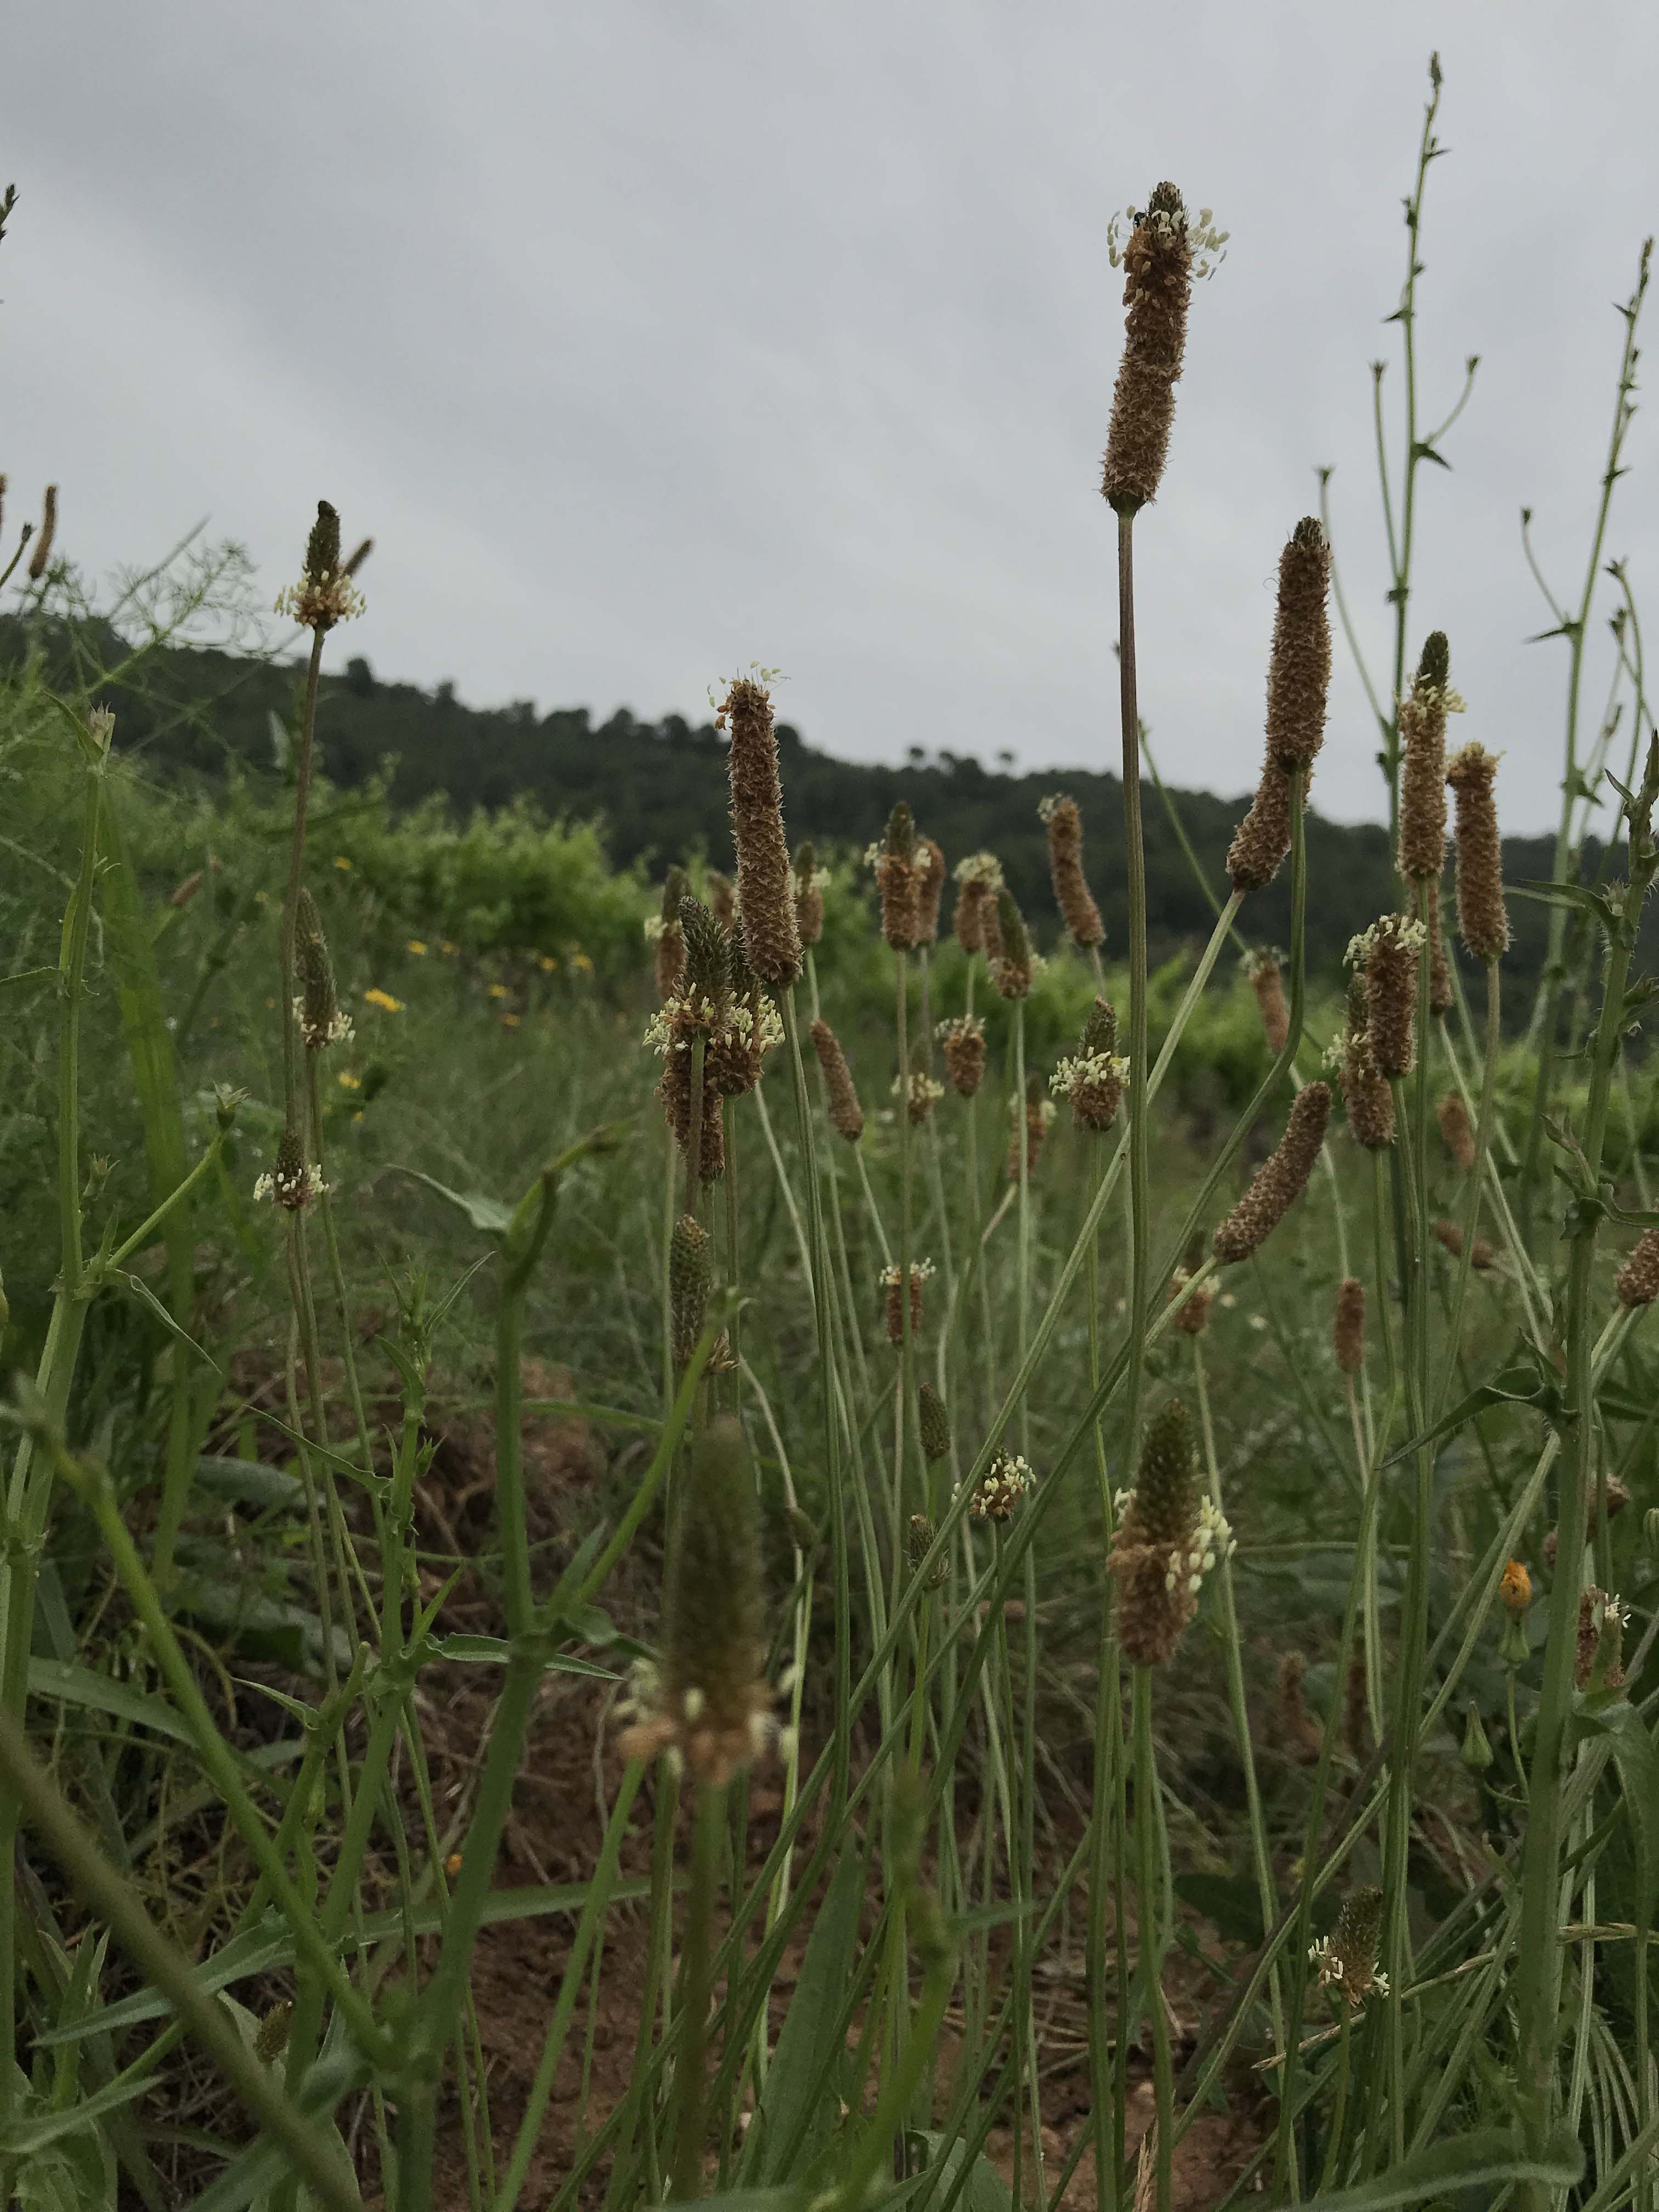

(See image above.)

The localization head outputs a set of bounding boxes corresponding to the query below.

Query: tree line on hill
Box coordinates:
[5,621,1637,994]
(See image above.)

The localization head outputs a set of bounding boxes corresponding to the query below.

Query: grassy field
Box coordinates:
[3,63,1659,2212]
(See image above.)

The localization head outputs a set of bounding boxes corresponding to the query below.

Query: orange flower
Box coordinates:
[1500,1559,1532,1617]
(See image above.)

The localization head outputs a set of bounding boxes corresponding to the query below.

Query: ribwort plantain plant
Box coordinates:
[5,59,1659,2212]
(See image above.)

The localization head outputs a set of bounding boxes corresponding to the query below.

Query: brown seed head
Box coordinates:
[1426,891,1453,1018]
[1397,634,1451,881]
[1358,915,1420,1080]
[26,483,57,580]
[968,1448,1035,1523]
[938,1013,987,1097]
[896,1066,945,1125]
[1431,1216,1496,1270]
[1437,1091,1476,1172]
[907,1514,949,1590]
[1167,1267,1216,1335]
[1040,794,1104,947]
[1101,185,1195,513]
[877,803,921,950]
[1338,978,1395,1149]
[719,675,802,986]
[1227,764,1295,895]
[1616,1226,1659,1308]
[1263,520,1332,773]
[810,1018,864,1142]
[656,922,687,1001]
[792,842,824,946]
[952,853,1003,954]
[1212,1082,1330,1265]
[1445,742,1509,961]
[881,1260,934,1346]
[1247,951,1290,1056]
[1333,1277,1366,1375]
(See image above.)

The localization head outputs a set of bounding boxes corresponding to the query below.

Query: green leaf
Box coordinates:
[751,1843,868,2184]
[193,1456,304,1510]
[1506,878,1620,935]
[1599,1703,1659,1912]
[902,2131,1014,2212]
[35,1878,650,2047]
[114,1271,218,1370]
[1384,1342,1560,1465]
[1289,2126,1582,2209]
[26,1659,201,1748]
[394,1169,516,1238]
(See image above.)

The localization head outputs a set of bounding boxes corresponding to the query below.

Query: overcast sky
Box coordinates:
[7,3,1657,831]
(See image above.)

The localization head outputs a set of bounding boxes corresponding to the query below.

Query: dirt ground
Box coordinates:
[76,1357,1262,2209]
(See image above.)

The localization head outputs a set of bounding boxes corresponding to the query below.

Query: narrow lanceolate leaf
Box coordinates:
[1290,2126,1582,2210]
[34,1881,649,2047]
[748,1843,868,2182]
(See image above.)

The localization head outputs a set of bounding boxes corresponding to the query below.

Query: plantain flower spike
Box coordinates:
[1051,997,1125,1132]
[1397,631,1454,883]
[1108,1397,1232,1667]
[1262,520,1331,774]
[938,1012,987,1097]
[792,840,825,946]
[1101,185,1224,512]
[1354,915,1421,1081]
[810,1017,864,1142]
[619,1414,772,1785]
[1333,1276,1366,1376]
[294,888,352,1050]
[1336,973,1395,1149]
[1246,950,1289,1056]
[1310,1887,1389,2007]
[718,673,802,987]
[991,887,1037,1000]
[652,865,690,1000]
[1227,763,1295,895]
[1445,741,1510,962]
[1039,794,1104,948]
[1212,1083,1330,1264]
[1616,1226,1659,1309]
[952,851,1003,955]
[26,483,57,581]
[1437,1091,1475,1173]
[877,803,921,950]
[918,1383,952,1464]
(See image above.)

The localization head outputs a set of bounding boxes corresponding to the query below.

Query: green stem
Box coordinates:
[0,1709,364,2212]
[1115,506,1152,1503]
[671,1781,726,2202]
[1133,1666,1172,2212]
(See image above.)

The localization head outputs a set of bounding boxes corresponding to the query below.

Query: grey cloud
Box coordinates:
[7,0,1656,831]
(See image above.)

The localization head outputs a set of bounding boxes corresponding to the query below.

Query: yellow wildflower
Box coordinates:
[572,951,594,974]
[337,1071,362,1091]
[501,1013,521,1029]
[539,954,558,973]
[487,983,511,1000]
[441,940,459,956]
[334,856,352,871]
[363,988,404,1014]
[407,938,428,956]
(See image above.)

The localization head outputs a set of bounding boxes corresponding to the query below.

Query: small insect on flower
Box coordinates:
[966,1450,1035,1523]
